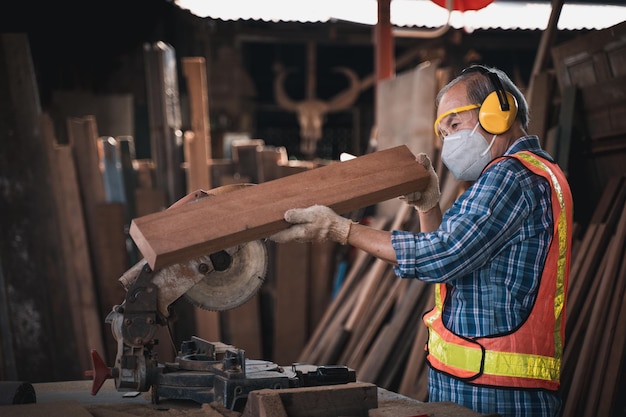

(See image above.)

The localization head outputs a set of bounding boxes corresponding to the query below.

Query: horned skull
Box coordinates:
[274,65,361,158]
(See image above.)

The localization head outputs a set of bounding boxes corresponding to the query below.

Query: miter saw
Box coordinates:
[87,184,356,411]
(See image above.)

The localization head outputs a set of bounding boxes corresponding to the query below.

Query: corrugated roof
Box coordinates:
[175,0,626,31]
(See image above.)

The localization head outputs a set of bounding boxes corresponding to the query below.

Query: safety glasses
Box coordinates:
[433,104,480,140]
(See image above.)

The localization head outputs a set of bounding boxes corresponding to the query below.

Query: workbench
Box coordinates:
[0,379,490,417]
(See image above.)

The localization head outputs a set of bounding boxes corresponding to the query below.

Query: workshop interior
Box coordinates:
[1,0,626,416]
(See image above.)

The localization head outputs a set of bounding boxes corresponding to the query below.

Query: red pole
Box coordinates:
[375,0,394,130]
[376,0,394,82]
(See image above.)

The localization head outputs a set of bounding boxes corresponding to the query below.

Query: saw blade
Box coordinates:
[183,239,268,311]
[180,183,268,311]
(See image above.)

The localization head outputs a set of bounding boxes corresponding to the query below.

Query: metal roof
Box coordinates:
[175,0,626,31]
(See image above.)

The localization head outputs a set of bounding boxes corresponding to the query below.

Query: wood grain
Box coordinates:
[130,145,429,270]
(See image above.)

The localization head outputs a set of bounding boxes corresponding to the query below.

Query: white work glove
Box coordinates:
[400,153,440,212]
[270,205,353,245]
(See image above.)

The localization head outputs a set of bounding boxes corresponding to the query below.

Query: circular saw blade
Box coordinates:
[183,240,268,311]
[180,183,267,311]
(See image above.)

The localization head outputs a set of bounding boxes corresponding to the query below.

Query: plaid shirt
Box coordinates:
[391,136,562,417]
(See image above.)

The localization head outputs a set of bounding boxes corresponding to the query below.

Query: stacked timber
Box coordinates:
[560,175,626,416]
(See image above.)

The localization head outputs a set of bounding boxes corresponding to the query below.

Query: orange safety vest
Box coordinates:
[423,151,573,390]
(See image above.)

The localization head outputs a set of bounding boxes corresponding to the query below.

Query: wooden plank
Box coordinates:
[130,145,429,270]
[93,202,130,365]
[375,62,437,220]
[273,242,309,365]
[181,57,221,346]
[297,230,381,364]
[356,279,425,383]
[583,205,626,416]
[1,33,101,381]
[258,146,288,183]
[308,240,336,335]
[397,290,431,401]
[67,116,106,206]
[41,114,105,375]
[232,139,265,184]
[596,247,626,417]
[241,382,378,417]
[556,85,580,175]
[342,272,406,369]
[527,0,563,102]
[526,70,555,140]
[182,57,212,192]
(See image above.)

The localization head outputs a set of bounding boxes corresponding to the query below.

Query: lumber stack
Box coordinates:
[560,175,626,416]
[297,203,433,401]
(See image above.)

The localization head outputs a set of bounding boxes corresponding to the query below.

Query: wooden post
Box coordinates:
[182,57,212,192]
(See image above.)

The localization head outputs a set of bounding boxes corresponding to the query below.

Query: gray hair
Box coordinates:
[435,65,529,130]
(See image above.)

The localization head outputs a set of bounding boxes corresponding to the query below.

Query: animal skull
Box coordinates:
[274,65,361,158]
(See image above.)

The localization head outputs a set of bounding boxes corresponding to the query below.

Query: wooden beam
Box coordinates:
[182,57,212,192]
[130,145,429,270]
[241,382,378,417]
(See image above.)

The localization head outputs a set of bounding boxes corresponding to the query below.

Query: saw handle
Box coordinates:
[85,349,113,395]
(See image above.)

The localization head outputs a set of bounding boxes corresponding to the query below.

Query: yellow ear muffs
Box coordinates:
[479,90,518,135]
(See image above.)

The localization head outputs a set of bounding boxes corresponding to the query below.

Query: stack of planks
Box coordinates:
[560,175,626,416]
[296,202,433,401]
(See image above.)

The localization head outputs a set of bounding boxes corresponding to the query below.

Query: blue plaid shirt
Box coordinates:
[391,136,562,417]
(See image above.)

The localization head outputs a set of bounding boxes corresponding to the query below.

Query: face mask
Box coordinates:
[441,123,496,181]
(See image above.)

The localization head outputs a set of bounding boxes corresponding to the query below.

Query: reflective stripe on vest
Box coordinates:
[423,151,573,390]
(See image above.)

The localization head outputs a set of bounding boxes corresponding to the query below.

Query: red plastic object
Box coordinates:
[85,349,112,395]
[431,0,494,12]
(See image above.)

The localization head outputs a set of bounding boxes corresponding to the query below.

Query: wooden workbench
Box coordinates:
[0,379,488,417]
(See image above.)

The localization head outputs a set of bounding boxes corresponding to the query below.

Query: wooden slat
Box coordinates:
[41,114,105,373]
[130,145,429,270]
[181,57,221,345]
[273,242,310,365]
[308,240,336,334]
[342,272,406,369]
[182,57,212,192]
[93,202,130,365]
[397,293,431,401]
[356,279,425,383]
[596,249,626,417]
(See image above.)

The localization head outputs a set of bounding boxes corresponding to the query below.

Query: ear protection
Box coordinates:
[461,65,518,135]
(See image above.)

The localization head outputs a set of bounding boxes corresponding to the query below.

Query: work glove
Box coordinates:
[400,153,440,212]
[270,205,353,245]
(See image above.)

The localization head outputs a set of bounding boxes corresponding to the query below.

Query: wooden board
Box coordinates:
[182,57,212,192]
[273,242,310,364]
[241,382,378,417]
[42,115,105,375]
[130,145,429,270]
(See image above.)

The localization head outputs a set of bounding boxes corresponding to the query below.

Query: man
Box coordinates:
[270,65,573,417]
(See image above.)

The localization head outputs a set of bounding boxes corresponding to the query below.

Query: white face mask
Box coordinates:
[441,123,497,181]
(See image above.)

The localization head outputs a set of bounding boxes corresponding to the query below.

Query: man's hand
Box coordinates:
[400,153,440,212]
[270,205,353,244]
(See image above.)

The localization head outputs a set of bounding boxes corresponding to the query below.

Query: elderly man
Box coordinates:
[270,65,573,417]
